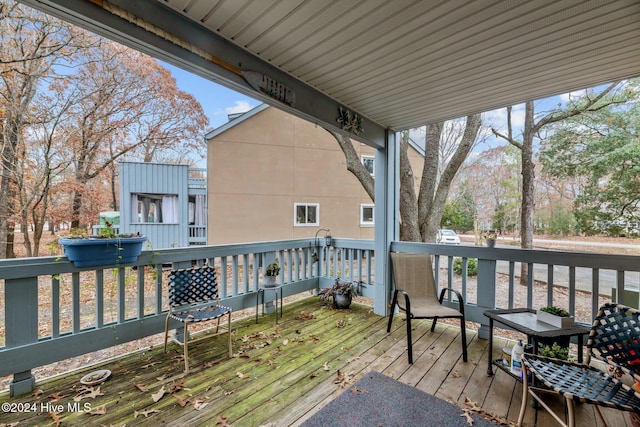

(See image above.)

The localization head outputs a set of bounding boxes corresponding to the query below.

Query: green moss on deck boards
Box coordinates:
[0,298,389,426]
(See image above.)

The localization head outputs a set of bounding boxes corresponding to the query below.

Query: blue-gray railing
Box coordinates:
[0,238,374,395]
[3,237,640,395]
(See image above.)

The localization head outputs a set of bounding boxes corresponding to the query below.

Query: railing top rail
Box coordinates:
[391,241,640,272]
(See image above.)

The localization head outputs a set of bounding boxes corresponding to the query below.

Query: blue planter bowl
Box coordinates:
[59,236,147,267]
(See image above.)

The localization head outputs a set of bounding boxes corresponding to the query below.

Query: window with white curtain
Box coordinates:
[131,193,178,224]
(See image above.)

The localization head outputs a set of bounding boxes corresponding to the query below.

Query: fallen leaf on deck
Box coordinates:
[282,339,289,345]
[215,414,232,426]
[31,389,44,397]
[461,411,474,426]
[350,387,368,394]
[335,319,346,328]
[133,383,148,392]
[192,399,208,410]
[167,379,185,393]
[48,391,67,402]
[267,359,275,366]
[236,372,249,379]
[174,394,189,407]
[323,362,330,371]
[151,386,166,402]
[74,386,104,402]
[134,408,160,418]
[88,405,107,415]
[451,371,461,378]
[48,411,62,427]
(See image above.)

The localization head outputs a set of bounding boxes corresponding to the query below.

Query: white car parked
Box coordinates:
[437,229,461,244]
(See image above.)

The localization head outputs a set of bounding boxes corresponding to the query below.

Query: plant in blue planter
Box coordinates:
[58,221,146,267]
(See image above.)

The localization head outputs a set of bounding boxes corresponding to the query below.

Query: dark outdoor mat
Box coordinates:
[301,371,500,427]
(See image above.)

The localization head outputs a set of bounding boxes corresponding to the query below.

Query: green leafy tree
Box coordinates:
[540,80,640,234]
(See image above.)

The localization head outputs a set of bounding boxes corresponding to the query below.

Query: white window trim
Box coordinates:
[361,155,375,176]
[360,204,375,226]
[294,202,320,226]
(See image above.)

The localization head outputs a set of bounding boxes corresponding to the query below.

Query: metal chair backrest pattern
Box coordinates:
[168,264,219,308]
[588,303,640,382]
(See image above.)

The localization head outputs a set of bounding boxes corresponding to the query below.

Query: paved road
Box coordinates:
[457,235,640,296]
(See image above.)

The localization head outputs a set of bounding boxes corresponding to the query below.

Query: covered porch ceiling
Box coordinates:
[19,0,640,147]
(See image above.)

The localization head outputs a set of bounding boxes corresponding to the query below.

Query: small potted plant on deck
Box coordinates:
[263,261,280,288]
[58,220,146,267]
[319,279,361,309]
[484,230,497,248]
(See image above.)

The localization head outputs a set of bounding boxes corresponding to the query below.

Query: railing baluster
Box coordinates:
[569,266,576,315]
[118,267,126,323]
[52,275,60,338]
[72,272,80,333]
[508,261,515,309]
[547,265,554,308]
[96,271,104,328]
[137,267,145,319]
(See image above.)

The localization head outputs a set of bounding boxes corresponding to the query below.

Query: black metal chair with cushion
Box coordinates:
[163,264,232,373]
[518,303,640,427]
[387,252,467,364]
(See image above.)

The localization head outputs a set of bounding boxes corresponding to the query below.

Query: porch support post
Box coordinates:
[5,277,38,396]
[373,129,399,316]
[476,258,497,339]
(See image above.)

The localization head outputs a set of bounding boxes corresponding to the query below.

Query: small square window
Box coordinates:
[294,203,320,226]
[361,155,374,176]
[360,204,374,226]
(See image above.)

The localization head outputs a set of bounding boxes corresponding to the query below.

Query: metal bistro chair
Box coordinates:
[163,264,232,373]
[387,252,467,364]
[518,303,640,427]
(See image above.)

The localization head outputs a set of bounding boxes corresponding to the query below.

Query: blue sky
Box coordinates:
[162,62,260,131]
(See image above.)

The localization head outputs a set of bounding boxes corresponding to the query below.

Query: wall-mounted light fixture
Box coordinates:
[315,228,331,247]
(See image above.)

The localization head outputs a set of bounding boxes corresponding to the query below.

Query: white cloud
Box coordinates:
[225,100,253,115]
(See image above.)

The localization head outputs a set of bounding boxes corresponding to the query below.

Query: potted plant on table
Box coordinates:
[319,279,361,309]
[263,261,280,288]
[536,306,574,328]
[58,220,146,267]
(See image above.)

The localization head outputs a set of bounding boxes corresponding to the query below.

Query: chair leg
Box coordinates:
[216,316,221,333]
[407,315,413,364]
[227,311,233,357]
[387,291,398,332]
[431,317,438,332]
[163,314,171,352]
[460,317,468,362]
[517,364,529,426]
[565,396,575,427]
[593,406,608,427]
[183,322,190,373]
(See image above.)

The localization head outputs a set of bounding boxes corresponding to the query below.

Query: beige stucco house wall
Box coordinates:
[206,105,423,245]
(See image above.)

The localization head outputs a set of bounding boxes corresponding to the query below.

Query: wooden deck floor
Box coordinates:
[0,297,633,426]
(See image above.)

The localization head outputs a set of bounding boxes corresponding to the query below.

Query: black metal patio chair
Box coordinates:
[518,303,640,427]
[387,252,467,364]
[163,264,232,373]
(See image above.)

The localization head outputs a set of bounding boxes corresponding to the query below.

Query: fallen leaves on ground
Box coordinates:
[236,371,250,379]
